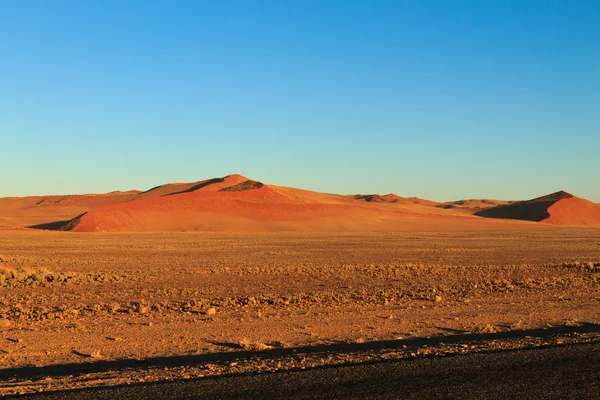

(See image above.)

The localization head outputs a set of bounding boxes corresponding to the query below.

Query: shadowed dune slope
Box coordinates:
[475,191,600,226]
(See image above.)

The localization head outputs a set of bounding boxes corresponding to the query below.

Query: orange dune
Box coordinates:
[544,196,600,226]
[1,177,597,232]
[57,177,532,232]
[475,191,600,227]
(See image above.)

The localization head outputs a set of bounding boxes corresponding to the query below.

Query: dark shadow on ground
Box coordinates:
[27,213,86,231]
[2,323,599,382]
[26,219,72,231]
[166,178,225,196]
[474,200,555,221]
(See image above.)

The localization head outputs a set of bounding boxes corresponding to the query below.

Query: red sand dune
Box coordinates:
[1,177,598,232]
[475,191,600,227]
[56,177,521,232]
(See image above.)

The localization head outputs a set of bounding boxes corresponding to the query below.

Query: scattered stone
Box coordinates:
[473,324,497,334]
[238,338,273,351]
[74,349,102,358]
[90,350,102,359]
[205,307,217,316]
[434,295,442,303]
[0,319,11,329]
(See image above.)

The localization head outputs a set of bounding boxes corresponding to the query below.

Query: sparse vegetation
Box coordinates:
[238,338,272,351]
[0,265,66,287]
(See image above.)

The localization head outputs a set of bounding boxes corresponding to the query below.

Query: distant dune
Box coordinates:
[351,193,436,206]
[475,191,600,226]
[0,176,598,232]
[437,199,512,213]
[61,177,491,232]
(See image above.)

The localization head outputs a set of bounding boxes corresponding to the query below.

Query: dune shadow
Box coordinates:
[166,178,226,196]
[474,200,555,221]
[27,220,73,231]
[1,323,599,382]
[27,213,85,231]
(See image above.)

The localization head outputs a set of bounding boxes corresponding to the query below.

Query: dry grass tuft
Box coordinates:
[472,324,498,334]
[238,338,272,351]
[0,265,55,287]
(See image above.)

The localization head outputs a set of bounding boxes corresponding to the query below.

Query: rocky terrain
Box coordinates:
[0,229,599,395]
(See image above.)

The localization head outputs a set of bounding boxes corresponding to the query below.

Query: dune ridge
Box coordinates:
[1,177,598,231]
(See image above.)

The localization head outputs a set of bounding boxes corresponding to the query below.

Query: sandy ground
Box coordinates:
[0,229,599,395]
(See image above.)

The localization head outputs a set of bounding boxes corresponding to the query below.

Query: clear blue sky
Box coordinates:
[1,0,599,201]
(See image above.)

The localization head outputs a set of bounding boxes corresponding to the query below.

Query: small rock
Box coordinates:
[0,319,11,329]
[205,307,217,316]
[90,350,102,359]
[434,295,442,303]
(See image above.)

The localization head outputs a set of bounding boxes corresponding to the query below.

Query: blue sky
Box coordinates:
[1,0,599,201]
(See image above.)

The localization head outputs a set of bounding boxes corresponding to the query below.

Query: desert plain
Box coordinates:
[0,176,599,395]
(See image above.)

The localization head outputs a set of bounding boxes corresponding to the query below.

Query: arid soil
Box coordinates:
[0,228,599,395]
